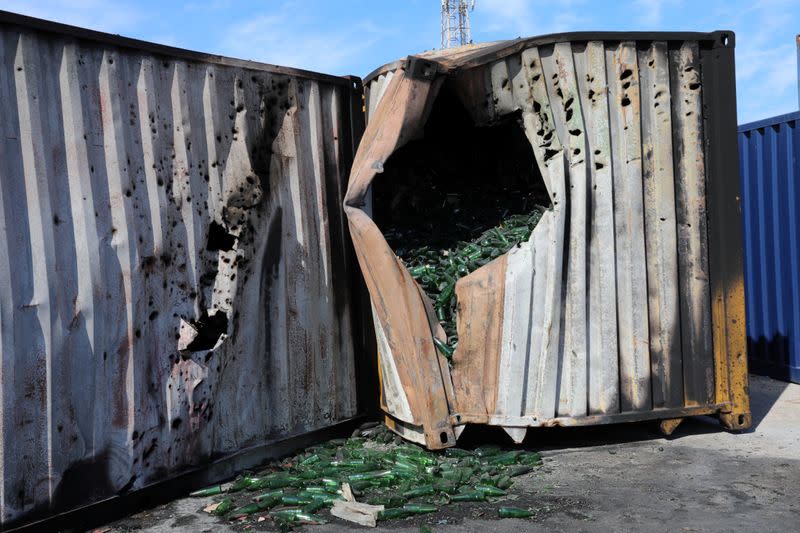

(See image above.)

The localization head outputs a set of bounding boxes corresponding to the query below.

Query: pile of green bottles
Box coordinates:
[398,208,547,359]
[190,423,543,530]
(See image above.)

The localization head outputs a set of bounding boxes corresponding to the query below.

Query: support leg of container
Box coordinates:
[719,411,752,432]
[503,427,528,444]
[658,417,684,436]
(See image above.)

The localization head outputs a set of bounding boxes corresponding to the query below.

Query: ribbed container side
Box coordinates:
[739,112,800,383]
[354,32,748,449]
[0,14,361,527]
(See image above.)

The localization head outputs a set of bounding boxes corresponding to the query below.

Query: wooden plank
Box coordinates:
[606,42,651,411]
[575,42,619,415]
[670,43,714,407]
[638,42,683,408]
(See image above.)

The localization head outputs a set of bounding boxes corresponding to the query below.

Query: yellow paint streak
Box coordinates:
[714,272,751,429]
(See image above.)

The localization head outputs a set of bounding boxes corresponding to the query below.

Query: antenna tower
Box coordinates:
[441,0,475,49]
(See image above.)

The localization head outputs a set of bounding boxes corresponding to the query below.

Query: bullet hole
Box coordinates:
[569,129,582,136]
[648,59,655,67]
[621,97,631,107]
[565,108,574,121]
[132,430,139,440]
[588,89,595,100]
[620,69,633,80]
[556,88,564,98]
[544,148,561,161]
[564,97,574,110]
[532,74,541,82]
[623,81,631,89]
[171,418,182,429]
[149,311,159,321]
[53,215,61,225]
[688,82,701,91]
[16,66,22,71]
[533,101,541,113]
[594,149,601,155]
[573,148,581,155]
[595,162,604,170]
[125,189,132,197]
[135,329,141,338]
[185,311,229,352]
[236,103,245,112]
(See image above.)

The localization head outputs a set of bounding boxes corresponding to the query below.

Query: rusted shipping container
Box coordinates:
[349,32,750,449]
[0,11,369,529]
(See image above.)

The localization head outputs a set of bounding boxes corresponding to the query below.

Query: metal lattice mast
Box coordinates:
[441,0,475,49]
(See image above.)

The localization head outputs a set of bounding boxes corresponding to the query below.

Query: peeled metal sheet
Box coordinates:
[0,13,362,528]
[350,32,749,449]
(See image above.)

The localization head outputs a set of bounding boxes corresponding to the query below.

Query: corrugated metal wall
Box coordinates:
[739,111,800,383]
[360,33,747,448]
[0,13,362,527]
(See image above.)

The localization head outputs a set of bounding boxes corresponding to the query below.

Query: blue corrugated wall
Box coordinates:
[738,111,800,383]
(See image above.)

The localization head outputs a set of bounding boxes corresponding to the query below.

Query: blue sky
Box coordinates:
[2,0,798,123]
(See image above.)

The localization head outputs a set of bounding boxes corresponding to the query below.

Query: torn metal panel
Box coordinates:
[352,32,748,449]
[0,12,362,528]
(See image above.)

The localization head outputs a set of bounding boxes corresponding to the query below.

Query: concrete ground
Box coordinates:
[102,375,799,533]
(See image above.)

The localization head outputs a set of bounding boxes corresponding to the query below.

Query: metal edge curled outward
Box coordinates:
[351,31,750,449]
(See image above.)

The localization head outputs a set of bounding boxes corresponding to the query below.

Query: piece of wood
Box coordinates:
[330,501,384,528]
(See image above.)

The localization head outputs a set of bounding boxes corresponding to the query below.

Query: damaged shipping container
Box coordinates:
[0,11,371,530]
[0,9,751,529]
[347,32,750,449]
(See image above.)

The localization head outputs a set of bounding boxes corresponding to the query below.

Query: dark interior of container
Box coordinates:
[374,85,550,258]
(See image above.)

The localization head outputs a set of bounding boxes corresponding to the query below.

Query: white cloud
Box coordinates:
[218,2,382,76]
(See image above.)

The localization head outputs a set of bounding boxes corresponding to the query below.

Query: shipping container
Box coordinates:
[0,9,753,529]
[739,111,800,384]
[0,10,370,530]
[349,32,750,449]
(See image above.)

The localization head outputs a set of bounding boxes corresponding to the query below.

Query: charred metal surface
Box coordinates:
[0,13,364,528]
[356,31,749,449]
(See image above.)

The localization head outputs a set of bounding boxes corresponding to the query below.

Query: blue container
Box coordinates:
[738,111,800,383]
